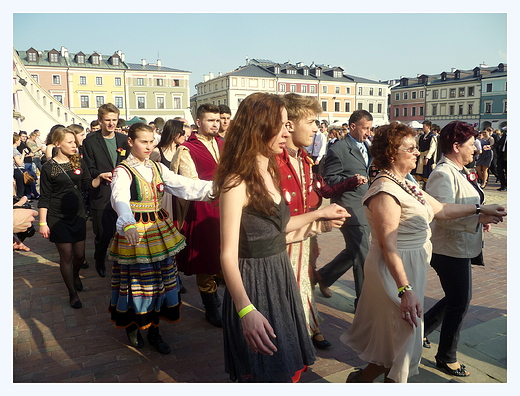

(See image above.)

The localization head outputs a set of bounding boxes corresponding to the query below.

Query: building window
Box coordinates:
[280,83,286,92]
[468,104,473,115]
[302,85,307,93]
[76,54,85,64]
[333,70,342,78]
[335,86,340,94]
[334,102,340,112]
[358,102,363,110]
[321,101,327,112]
[458,105,464,115]
[137,97,146,109]
[432,105,437,116]
[459,88,465,97]
[485,102,492,113]
[369,103,374,113]
[450,89,456,98]
[503,100,507,113]
[486,83,492,92]
[31,74,39,82]
[79,76,87,85]
[49,52,59,63]
[112,57,119,66]
[347,87,351,94]
[115,77,122,86]
[28,52,37,62]
[53,95,63,104]
[290,84,296,93]
[96,96,104,108]
[345,102,351,112]
[449,105,455,115]
[403,107,408,117]
[156,78,163,86]
[173,79,180,86]
[358,87,363,95]
[411,106,416,116]
[137,78,144,86]
[395,92,400,101]
[394,107,399,117]
[80,95,89,108]
[378,88,382,96]
[432,90,439,99]
[412,91,417,99]
[115,97,124,109]
[157,97,165,109]
[468,86,475,96]
[322,86,328,94]
[96,76,103,85]
[377,103,382,113]
[420,91,424,99]
[369,88,374,96]
[92,55,100,65]
[403,92,408,100]
[310,85,316,94]
[173,97,181,109]
[52,75,61,85]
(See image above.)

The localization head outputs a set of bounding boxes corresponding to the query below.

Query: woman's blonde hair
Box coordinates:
[52,127,81,169]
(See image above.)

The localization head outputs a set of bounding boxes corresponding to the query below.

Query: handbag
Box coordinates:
[23,171,35,185]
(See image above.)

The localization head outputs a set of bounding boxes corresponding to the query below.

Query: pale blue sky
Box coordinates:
[13,12,507,94]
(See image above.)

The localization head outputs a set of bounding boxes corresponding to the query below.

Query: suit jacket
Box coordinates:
[426,157,483,258]
[82,131,129,210]
[322,135,371,226]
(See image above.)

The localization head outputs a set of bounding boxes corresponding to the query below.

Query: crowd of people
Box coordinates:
[13,97,506,383]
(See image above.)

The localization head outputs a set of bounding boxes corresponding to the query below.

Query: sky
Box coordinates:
[11,11,508,95]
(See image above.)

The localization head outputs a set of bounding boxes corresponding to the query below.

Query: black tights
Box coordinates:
[56,241,85,303]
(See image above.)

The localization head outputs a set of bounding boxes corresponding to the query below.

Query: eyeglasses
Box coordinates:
[398,146,419,153]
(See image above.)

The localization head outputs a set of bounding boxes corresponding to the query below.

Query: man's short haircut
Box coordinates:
[90,119,99,128]
[431,124,441,132]
[67,124,84,134]
[349,110,373,126]
[282,93,322,123]
[218,104,232,116]
[19,131,27,136]
[117,118,126,128]
[153,117,165,130]
[97,103,120,119]
[196,103,220,120]
[423,120,432,128]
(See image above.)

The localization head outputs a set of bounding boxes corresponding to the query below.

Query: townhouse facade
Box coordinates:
[389,64,507,130]
[194,58,389,126]
[17,47,191,125]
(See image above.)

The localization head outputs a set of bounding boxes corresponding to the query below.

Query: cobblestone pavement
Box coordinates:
[13,181,507,384]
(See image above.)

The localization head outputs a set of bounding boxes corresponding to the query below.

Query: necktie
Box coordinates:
[359,144,368,165]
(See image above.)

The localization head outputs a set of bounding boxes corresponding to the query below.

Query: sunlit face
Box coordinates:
[98,112,119,134]
[289,113,319,148]
[128,130,155,161]
[457,136,476,166]
[349,118,373,142]
[174,130,186,146]
[269,108,290,155]
[20,134,28,142]
[55,132,77,156]
[219,113,231,133]
[197,112,220,137]
[91,125,101,132]
[395,135,419,172]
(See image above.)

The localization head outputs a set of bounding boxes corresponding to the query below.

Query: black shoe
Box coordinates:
[200,291,222,327]
[95,260,106,277]
[147,326,171,354]
[82,260,89,269]
[126,325,144,349]
[70,299,82,309]
[423,337,431,348]
[435,357,470,377]
[74,277,83,291]
[497,187,507,191]
[311,332,332,349]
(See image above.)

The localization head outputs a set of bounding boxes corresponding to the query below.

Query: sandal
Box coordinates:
[435,357,470,377]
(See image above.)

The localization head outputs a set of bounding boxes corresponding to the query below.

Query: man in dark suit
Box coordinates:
[83,103,129,277]
[316,110,372,307]
[495,128,507,191]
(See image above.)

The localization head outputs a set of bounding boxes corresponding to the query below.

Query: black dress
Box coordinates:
[222,201,316,383]
[38,159,92,243]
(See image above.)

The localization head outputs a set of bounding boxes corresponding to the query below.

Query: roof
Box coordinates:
[125,63,190,73]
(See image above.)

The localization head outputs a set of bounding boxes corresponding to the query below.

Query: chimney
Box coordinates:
[209,72,214,80]
[203,74,209,82]
[246,56,249,65]
[141,59,146,66]
[157,59,162,67]
[451,68,457,72]
[117,50,125,62]
[60,46,68,58]
[218,72,222,77]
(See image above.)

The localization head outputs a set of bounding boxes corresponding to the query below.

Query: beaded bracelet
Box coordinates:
[398,284,413,298]
[238,304,256,319]
[123,224,137,232]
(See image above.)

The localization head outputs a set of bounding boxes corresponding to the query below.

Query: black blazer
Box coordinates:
[322,135,372,226]
[82,131,129,210]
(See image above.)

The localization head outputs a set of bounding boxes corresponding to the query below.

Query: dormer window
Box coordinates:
[274,65,280,74]
[498,63,505,72]
[441,72,447,81]
[401,78,409,86]
[473,67,480,77]
[26,48,38,62]
[286,68,296,75]
[48,50,59,63]
[419,75,428,85]
[454,70,460,79]
[76,54,85,64]
[333,70,342,78]
[91,54,100,65]
[303,68,309,76]
[316,68,321,77]
[110,54,120,66]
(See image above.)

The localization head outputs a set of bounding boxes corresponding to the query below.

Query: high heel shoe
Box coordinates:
[346,369,366,383]
[435,357,470,377]
[311,332,332,349]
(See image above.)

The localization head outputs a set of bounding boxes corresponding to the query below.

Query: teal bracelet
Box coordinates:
[238,304,256,319]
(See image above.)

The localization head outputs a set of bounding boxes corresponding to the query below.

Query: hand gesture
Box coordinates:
[316,203,350,221]
[479,213,502,225]
[124,227,140,246]
[13,207,39,233]
[481,204,506,220]
[98,172,113,183]
[400,290,422,327]
[39,224,50,239]
[241,310,277,355]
